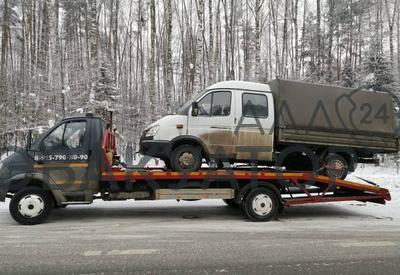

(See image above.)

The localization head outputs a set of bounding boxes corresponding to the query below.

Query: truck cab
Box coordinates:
[0,114,108,223]
[140,81,275,172]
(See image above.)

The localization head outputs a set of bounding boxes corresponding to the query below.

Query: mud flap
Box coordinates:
[0,182,8,201]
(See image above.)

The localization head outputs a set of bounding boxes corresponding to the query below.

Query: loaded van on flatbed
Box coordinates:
[140,79,399,179]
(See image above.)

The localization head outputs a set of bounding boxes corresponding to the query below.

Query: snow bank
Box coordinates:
[350,165,400,190]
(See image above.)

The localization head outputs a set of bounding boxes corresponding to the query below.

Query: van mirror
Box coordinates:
[191,102,199,116]
[26,130,32,150]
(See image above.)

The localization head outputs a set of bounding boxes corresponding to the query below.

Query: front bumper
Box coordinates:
[139,139,172,160]
[0,178,10,202]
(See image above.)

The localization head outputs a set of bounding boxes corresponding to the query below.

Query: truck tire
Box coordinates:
[243,188,279,222]
[323,154,349,180]
[170,145,202,172]
[222,199,240,208]
[9,187,54,225]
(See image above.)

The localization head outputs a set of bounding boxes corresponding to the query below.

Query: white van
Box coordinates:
[140,79,398,178]
[139,81,275,172]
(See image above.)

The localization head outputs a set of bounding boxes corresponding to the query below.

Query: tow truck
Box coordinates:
[0,113,391,225]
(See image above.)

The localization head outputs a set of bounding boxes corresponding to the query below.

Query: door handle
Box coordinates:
[210,126,231,130]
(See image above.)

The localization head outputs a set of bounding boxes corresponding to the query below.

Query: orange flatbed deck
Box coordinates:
[101,169,391,205]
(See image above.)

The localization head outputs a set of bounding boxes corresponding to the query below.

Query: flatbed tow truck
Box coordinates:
[0,114,391,225]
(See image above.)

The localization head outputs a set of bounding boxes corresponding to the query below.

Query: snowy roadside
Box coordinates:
[349,165,400,202]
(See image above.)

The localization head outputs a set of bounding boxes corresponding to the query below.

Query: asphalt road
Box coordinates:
[0,199,399,275]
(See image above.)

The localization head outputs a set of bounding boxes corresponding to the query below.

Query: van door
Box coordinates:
[187,90,235,158]
[233,91,275,161]
[34,120,90,194]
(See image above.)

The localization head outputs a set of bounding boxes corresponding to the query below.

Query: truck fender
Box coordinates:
[6,173,66,205]
[239,181,283,205]
[170,135,211,158]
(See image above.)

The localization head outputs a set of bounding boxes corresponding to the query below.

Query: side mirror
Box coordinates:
[191,102,199,116]
[26,130,32,150]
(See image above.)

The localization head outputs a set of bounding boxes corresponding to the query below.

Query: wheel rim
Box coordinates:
[178,152,195,168]
[327,159,345,178]
[18,194,45,218]
[252,194,273,216]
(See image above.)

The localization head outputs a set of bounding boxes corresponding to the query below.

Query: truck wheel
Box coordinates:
[222,199,240,208]
[170,145,202,172]
[323,154,349,180]
[243,188,279,222]
[9,187,54,225]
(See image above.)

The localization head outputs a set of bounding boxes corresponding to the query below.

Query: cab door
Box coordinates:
[34,120,90,194]
[233,91,275,161]
[187,90,235,158]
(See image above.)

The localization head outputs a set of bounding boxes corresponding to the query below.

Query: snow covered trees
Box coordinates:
[1,0,400,160]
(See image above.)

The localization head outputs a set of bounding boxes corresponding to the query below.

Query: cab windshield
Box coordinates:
[177,90,208,115]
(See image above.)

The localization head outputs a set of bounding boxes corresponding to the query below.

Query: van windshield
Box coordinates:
[177,90,208,115]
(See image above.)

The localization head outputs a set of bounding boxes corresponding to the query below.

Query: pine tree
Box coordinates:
[365,53,394,91]
[341,60,354,87]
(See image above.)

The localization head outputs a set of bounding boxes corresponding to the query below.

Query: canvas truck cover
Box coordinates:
[267,79,399,152]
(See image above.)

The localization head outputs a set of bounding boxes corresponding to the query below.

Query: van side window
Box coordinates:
[41,121,87,151]
[198,91,231,117]
[242,93,268,118]
[212,92,231,116]
[198,93,212,116]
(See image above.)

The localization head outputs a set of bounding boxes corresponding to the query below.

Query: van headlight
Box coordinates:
[145,125,159,137]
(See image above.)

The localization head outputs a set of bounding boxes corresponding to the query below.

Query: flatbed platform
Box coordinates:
[101,170,391,206]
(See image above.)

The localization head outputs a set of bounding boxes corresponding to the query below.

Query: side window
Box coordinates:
[42,124,65,151]
[64,121,87,149]
[242,93,268,118]
[198,93,212,116]
[197,91,231,117]
[212,92,231,116]
[41,121,87,151]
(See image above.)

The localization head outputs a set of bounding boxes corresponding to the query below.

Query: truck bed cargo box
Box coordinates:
[268,79,398,152]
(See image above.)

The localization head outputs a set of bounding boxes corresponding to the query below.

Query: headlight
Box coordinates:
[145,125,159,137]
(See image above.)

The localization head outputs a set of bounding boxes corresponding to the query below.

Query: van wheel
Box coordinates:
[9,187,54,225]
[323,154,349,180]
[170,145,202,172]
[243,188,279,222]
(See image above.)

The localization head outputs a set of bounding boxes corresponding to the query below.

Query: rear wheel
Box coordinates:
[170,144,202,172]
[243,188,279,222]
[323,154,349,180]
[9,187,54,225]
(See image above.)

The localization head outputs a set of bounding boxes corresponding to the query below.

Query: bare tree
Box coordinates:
[193,0,204,92]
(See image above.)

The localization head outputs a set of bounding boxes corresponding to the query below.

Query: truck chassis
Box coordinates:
[98,168,391,221]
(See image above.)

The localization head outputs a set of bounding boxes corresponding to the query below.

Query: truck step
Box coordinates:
[154,188,235,200]
[60,201,92,205]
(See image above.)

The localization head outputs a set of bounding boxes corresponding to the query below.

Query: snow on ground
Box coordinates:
[350,165,400,201]
[1,151,15,161]
[350,165,400,189]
